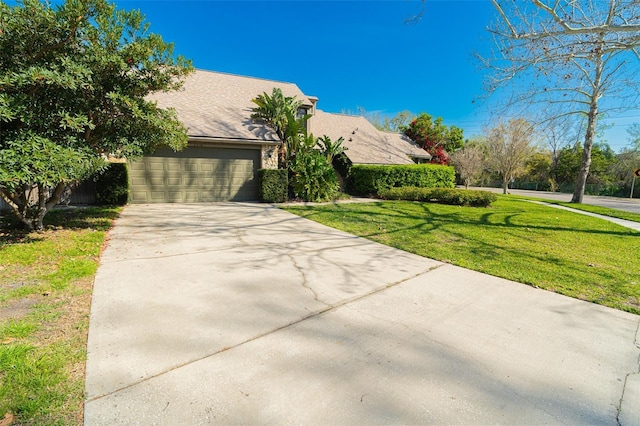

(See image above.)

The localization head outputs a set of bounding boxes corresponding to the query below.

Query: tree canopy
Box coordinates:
[369,110,414,133]
[404,113,464,165]
[484,118,535,194]
[0,0,192,230]
[450,144,485,189]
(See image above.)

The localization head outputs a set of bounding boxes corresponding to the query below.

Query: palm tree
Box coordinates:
[251,88,302,168]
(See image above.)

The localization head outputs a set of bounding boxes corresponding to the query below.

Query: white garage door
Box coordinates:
[129,146,260,203]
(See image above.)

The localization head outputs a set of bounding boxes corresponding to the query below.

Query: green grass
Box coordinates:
[0,207,120,425]
[505,194,640,223]
[283,196,640,315]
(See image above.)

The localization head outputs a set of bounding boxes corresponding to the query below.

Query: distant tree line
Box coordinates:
[368,110,640,197]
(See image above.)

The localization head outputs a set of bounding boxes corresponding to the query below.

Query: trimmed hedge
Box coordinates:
[258,168,288,203]
[379,187,497,207]
[95,162,129,205]
[348,164,455,195]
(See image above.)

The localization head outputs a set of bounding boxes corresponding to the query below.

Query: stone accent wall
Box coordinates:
[261,145,278,169]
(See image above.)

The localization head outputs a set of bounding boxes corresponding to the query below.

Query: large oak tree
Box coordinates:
[0,0,192,230]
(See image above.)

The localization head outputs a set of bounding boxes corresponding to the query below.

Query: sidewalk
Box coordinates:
[529,200,640,232]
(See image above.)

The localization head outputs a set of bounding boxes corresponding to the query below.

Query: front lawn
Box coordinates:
[0,207,120,425]
[283,196,640,315]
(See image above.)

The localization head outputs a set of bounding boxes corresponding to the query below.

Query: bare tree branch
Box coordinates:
[482,0,640,203]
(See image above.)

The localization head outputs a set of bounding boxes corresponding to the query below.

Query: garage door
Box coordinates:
[129,146,260,203]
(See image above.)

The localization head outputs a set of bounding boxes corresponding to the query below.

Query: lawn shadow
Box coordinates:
[45,206,121,231]
[0,207,121,246]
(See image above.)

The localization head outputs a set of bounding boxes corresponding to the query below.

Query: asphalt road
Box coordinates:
[468,187,640,214]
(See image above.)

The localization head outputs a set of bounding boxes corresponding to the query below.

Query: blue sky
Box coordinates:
[114,0,496,137]
[8,0,640,151]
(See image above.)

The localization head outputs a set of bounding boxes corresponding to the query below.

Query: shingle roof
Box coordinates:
[149,69,312,142]
[149,70,430,165]
[308,110,429,165]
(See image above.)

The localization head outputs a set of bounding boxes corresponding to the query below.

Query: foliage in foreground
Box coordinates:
[283,197,640,315]
[379,187,497,207]
[251,88,302,169]
[0,0,192,230]
[0,207,120,424]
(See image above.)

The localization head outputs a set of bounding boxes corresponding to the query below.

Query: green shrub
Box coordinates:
[379,187,497,207]
[95,163,128,205]
[289,149,339,202]
[332,152,352,180]
[348,164,455,195]
[258,169,288,203]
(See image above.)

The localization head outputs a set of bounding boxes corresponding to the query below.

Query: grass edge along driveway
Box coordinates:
[0,207,121,425]
[283,196,640,315]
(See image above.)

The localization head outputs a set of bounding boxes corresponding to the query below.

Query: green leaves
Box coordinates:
[0,133,105,191]
[347,164,456,195]
[289,147,339,202]
[0,0,192,229]
[404,112,465,164]
[251,88,302,143]
[250,88,341,201]
[379,187,497,207]
[316,135,347,163]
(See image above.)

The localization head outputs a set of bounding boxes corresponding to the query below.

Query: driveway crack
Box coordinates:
[285,252,326,306]
[616,317,640,426]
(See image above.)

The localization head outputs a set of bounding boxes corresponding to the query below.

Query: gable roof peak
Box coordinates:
[193,68,299,87]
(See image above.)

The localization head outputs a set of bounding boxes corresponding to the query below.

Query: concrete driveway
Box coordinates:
[84,203,640,425]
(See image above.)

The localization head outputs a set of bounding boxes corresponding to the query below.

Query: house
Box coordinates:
[129,70,313,203]
[129,69,430,203]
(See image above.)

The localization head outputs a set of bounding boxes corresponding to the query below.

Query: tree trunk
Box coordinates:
[0,189,34,231]
[33,182,67,231]
[571,100,598,203]
[502,177,509,194]
[571,122,594,203]
[278,142,287,169]
[572,49,603,204]
[0,182,67,232]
